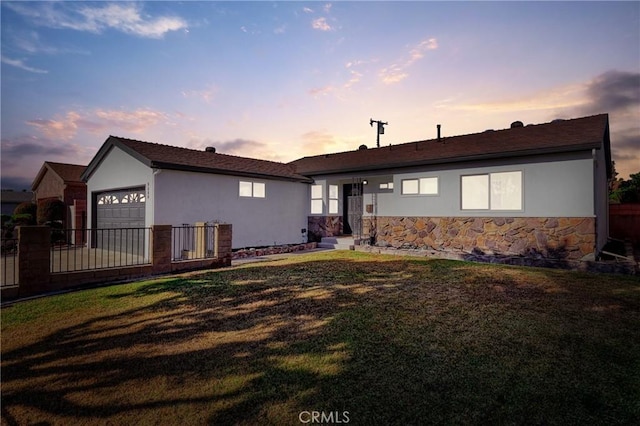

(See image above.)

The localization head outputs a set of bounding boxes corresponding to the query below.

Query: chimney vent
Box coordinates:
[205,147,216,153]
[358,144,368,150]
[510,121,524,128]
[437,124,442,142]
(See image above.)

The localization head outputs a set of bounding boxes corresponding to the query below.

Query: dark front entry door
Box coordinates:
[343,181,363,237]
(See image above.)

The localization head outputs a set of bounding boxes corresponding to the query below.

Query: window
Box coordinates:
[401,177,438,195]
[461,171,522,210]
[239,181,265,198]
[379,182,394,190]
[329,185,339,214]
[311,184,323,214]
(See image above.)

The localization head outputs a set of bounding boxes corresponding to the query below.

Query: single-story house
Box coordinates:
[291,114,612,261]
[31,162,87,230]
[80,136,312,250]
[81,113,611,261]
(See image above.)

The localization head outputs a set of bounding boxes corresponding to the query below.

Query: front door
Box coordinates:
[343,180,363,237]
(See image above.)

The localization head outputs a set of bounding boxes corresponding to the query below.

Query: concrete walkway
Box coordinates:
[231,248,333,266]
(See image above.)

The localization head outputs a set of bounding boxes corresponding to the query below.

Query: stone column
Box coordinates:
[215,224,232,266]
[17,226,51,297]
[151,225,172,274]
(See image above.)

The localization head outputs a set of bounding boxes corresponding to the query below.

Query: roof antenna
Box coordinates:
[370,118,388,148]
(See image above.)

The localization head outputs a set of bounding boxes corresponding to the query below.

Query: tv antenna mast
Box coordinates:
[370,118,388,148]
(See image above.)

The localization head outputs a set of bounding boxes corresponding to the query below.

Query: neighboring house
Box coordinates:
[291,114,612,261]
[80,136,312,250]
[0,190,34,216]
[31,162,87,230]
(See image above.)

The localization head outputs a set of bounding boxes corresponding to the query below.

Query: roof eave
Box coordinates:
[151,161,313,183]
[299,143,601,176]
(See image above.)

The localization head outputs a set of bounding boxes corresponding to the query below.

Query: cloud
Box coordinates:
[303,7,314,14]
[1,176,33,191]
[5,2,187,39]
[379,38,438,85]
[1,55,48,74]
[26,108,172,140]
[312,17,332,31]
[580,70,640,115]
[1,136,78,159]
[186,137,285,162]
[182,85,218,103]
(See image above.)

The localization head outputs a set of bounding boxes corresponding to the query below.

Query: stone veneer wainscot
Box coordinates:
[364,217,596,261]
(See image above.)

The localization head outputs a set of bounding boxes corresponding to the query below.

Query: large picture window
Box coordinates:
[401,177,438,195]
[461,171,522,210]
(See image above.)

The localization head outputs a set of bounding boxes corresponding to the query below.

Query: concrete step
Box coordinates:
[319,236,355,250]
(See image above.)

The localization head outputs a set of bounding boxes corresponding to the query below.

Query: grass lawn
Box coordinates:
[2,251,640,425]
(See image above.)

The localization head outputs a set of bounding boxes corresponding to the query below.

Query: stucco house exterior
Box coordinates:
[80,114,611,262]
[81,136,312,250]
[31,162,87,229]
[291,114,612,261]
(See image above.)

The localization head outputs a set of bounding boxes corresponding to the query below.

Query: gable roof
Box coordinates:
[290,114,611,176]
[32,162,87,190]
[82,136,312,183]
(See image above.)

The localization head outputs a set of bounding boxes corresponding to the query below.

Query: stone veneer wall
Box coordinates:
[365,217,596,261]
[308,216,342,240]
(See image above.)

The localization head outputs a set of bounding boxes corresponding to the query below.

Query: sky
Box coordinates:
[1,1,639,191]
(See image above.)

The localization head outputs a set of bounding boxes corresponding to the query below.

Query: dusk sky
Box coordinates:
[2,1,639,191]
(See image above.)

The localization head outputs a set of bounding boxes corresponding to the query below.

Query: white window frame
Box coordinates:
[461,171,523,211]
[329,185,339,214]
[311,184,323,214]
[379,182,394,190]
[239,181,266,198]
[401,177,438,195]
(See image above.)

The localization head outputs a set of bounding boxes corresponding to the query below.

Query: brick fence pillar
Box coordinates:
[18,226,51,298]
[215,224,232,266]
[151,225,172,274]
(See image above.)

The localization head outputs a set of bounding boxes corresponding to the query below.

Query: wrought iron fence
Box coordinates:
[172,225,217,261]
[1,237,18,287]
[51,228,151,273]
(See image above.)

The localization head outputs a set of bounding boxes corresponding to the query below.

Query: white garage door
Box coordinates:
[95,188,146,253]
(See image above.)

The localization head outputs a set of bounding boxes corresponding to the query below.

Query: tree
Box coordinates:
[610,171,640,203]
[12,202,37,225]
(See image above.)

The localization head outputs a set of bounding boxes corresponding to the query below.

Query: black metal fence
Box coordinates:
[51,228,151,273]
[1,237,18,287]
[172,225,216,261]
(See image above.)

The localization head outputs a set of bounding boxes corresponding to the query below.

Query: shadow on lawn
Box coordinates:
[2,257,640,425]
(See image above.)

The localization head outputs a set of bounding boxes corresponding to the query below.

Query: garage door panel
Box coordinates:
[96,188,146,254]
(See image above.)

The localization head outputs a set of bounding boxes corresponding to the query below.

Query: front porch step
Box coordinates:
[319,236,355,250]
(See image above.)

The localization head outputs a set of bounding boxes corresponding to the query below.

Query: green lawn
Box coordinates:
[2,251,639,425]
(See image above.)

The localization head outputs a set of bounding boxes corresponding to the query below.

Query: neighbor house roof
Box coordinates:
[290,114,611,177]
[1,190,34,204]
[82,136,313,183]
[32,162,87,191]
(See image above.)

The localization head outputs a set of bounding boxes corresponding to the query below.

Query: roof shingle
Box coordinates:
[290,114,610,175]
[99,136,312,182]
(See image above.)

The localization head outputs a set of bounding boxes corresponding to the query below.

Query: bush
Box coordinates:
[1,214,11,227]
[13,202,37,220]
[12,213,34,226]
[37,199,66,225]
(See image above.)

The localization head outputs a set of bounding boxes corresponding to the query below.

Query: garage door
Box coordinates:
[95,187,146,254]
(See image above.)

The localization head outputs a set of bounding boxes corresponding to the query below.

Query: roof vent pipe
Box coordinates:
[205,147,216,153]
[437,124,441,142]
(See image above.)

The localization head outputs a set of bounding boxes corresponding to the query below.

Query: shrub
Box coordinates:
[37,199,66,225]
[12,213,34,226]
[1,214,11,227]
[13,202,37,220]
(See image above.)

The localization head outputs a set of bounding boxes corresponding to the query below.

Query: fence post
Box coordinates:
[151,225,172,274]
[215,224,232,266]
[18,226,51,298]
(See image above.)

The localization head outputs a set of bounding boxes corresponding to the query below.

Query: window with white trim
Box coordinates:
[401,177,438,195]
[239,181,266,198]
[329,185,339,214]
[461,171,522,210]
[311,184,323,214]
[379,182,394,190]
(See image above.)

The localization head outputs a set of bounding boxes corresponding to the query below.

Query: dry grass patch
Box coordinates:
[2,251,640,425]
